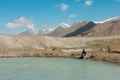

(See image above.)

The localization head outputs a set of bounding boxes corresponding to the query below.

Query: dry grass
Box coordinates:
[0,35,120,65]
[109,45,120,53]
[0,48,120,65]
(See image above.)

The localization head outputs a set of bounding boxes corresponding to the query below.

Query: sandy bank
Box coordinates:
[0,49,120,65]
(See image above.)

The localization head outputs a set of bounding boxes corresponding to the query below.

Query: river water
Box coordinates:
[0,58,120,80]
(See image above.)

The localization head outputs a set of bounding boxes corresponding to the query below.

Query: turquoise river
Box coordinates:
[0,58,120,80]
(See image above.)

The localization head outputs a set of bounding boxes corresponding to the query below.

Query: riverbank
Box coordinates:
[0,49,120,65]
[0,35,120,65]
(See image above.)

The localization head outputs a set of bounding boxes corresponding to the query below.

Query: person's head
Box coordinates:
[83,49,85,51]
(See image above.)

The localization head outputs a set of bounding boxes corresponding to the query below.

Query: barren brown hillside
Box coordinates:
[82,17,120,36]
[0,34,120,50]
[59,21,96,37]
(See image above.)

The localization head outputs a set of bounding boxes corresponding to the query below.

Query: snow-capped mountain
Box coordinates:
[64,21,96,37]
[48,23,70,36]
[36,28,55,36]
[18,16,120,37]
[59,23,70,28]
[94,16,120,23]
[83,16,120,36]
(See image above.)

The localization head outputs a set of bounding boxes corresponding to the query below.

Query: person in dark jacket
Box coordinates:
[79,49,87,59]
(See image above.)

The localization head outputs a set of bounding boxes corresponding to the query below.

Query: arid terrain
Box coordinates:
[0,34,120,65]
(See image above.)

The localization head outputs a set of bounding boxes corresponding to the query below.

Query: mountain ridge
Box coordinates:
[18,16,120,37]
[83,17,120,36]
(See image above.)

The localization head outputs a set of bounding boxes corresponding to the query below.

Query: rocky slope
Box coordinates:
[47,17,120,37]
[82,17,120,36]
[48,23,70,36]
[0,34,88,49]
[64,21,96,37]
[0,34,120,50]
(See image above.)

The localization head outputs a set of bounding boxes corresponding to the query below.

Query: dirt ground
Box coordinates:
[0,48,120,65]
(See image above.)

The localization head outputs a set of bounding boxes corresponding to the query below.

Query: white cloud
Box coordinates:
[75,0,80,2]
[6,17,36,31]
[69,14,77,19]
[85,0,93,6]
[6,23,22,29]
[60,3,69,11]
[56,3,70,11]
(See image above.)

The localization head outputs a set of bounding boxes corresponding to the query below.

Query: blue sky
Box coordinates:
[0,0,120,34]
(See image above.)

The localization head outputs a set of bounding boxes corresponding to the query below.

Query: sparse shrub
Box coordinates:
[32,53,41,57]
[108,45,120,53]
[90,55,95,59]
[51,46,61,51]
[22,53,31,57]
[107,46,111,53]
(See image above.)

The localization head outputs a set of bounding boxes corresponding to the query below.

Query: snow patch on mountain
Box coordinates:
[59,23,70,28]
[94,16,120,23]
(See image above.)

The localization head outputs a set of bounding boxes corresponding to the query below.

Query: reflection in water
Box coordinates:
[0,58,120,80]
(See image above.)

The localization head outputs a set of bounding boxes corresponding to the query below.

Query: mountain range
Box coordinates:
[19,16,120,37]
[83,17,120,36]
